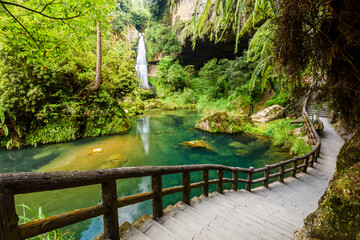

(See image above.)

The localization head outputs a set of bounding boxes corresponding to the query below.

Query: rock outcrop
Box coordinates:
[195,111,243,134]
[251,105,285,123]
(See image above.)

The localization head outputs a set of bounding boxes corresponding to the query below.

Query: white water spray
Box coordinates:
[135,33,149,89]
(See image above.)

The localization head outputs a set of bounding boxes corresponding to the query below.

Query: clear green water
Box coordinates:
[0,110,292,239]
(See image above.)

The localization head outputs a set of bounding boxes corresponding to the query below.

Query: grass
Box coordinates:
[18,203,75,240]
[243,119,312,156]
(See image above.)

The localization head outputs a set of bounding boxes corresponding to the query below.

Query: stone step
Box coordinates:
[158,213,204,240]
[138,218,182,240]
[123,226,152,240]
[202,196,294,239]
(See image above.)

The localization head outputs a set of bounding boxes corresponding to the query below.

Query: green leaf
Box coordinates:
[0,109,5,123]
[3,124,9,136]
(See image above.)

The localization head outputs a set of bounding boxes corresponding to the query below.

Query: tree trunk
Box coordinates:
[89,20,101,92]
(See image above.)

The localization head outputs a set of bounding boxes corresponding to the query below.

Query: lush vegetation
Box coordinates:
[150,51,288,115]
[243,119,311,156]
[0,0,140,148]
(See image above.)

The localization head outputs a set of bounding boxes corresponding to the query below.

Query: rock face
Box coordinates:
[195,111,242,134]
[251,105,285,123]
[172,0,207,24]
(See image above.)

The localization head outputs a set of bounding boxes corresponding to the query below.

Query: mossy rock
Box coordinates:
[180,140,215,151]
[195,111,243,134]
[229,141,246,149]
[234,149,250,156]
[100,154,128,169]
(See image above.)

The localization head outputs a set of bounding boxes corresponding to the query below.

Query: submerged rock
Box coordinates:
[108,154,128,162]
[234,149,250,156]
[229,141,246,149]
[180,140,215,151]
[195,111,243,134]
[251,105,285,123]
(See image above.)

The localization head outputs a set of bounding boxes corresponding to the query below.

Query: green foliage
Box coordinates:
[197,58,230,98]
[154,53,265,114]
[265,91,291,107]
[148,0,168,21]
[0,32,136,148]
[18,204,74,240]
[146,23,182,59]
[243,119,311,156]
[111,0,133,35]
[131,8,151,31]
[0,0,114,65]
[155,56,191,94]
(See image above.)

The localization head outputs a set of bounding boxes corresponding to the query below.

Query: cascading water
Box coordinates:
[135,33,149,89]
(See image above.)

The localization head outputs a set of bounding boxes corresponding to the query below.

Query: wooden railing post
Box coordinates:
[263,165,270,188]
[292,158,298,177]
[202,170,209,197]
[310,154,314,168]
[303,157,309,173]
[182,172,191,205]
[151,175,163,219]
[315,147,320,162]
[0,188,20,240]
[279,162,285,183]
[102,180,120,240]
[232,171,238,191]
[246,167,254,192]
[217,170,223,194]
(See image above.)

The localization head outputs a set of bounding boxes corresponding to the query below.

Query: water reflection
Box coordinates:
[80,177,151,240]
[137,116,150,154]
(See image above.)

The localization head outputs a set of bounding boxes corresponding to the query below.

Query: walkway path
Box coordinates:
[120,118,344,240]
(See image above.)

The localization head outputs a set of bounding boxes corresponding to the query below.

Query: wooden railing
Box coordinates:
[0,92,321,240]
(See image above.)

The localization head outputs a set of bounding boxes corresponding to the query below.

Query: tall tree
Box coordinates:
[89,20,102,92]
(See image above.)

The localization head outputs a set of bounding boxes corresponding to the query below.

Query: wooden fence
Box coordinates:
[0,92,320,240]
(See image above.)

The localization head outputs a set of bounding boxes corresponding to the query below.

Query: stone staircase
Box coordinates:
[306,104,329,118]
[305,96,329,118]
[118,188,310,240]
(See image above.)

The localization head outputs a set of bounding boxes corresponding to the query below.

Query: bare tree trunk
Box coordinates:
[89,20,101,91]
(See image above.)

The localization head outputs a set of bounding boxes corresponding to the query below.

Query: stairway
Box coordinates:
[306,103,329,118]
[305,95,329,118]
[118,188,313,240]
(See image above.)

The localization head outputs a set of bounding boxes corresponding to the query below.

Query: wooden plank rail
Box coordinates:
[0,88,321,239]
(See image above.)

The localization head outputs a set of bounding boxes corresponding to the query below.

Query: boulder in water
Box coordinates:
[251,105,285,122]
[229,141,246,149]
[180,140,215,151]
[195,111,242,134]
[234,149,250,156]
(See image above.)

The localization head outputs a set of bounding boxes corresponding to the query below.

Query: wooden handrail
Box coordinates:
[0,88,321,240]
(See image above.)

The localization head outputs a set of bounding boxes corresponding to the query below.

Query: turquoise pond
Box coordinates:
[0,110,293,239]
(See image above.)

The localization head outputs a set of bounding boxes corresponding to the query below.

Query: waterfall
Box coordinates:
[137,116,150,154]
[135,33,149,89]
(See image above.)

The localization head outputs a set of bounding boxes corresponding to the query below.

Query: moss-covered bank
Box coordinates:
[296,130,360,240]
